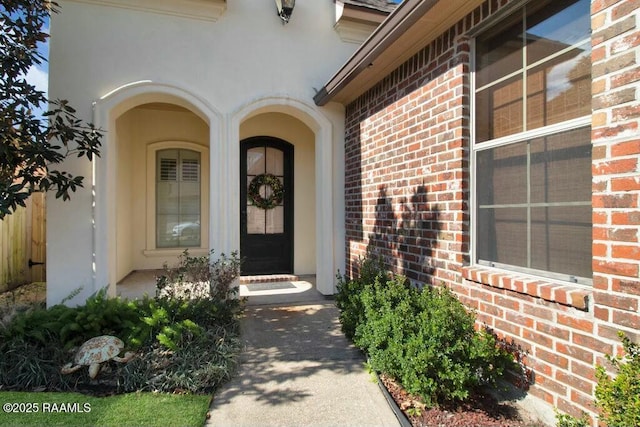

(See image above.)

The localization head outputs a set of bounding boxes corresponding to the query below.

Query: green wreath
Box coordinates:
[248,173,284,210]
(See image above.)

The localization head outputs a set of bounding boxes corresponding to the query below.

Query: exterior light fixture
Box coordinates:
[275,0,295,24]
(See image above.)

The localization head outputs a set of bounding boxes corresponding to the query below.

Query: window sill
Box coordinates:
[461,266,590,311]
[143,248,209,257]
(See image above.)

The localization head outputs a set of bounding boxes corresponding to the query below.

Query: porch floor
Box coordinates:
[116,271,323,305]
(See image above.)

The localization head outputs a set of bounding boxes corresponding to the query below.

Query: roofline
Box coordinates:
[314,0,436,106]
[341,0,395,15]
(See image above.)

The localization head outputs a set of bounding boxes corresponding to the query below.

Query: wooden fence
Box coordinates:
[0,193,46,293]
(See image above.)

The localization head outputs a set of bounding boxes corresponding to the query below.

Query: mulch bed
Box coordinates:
[380,374,546,427]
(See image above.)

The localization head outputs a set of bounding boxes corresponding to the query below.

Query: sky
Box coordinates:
[25,17,50,116]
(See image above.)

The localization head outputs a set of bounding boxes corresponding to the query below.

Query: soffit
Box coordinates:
[343,0,398,14]
[317,0,484,105]
[335,0,394,44]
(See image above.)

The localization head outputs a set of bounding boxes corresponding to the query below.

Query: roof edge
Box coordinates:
[315,0,437,106]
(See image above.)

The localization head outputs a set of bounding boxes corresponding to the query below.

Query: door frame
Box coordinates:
[240,136,294,274]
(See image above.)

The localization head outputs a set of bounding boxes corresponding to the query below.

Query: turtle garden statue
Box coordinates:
[61,335,135,379]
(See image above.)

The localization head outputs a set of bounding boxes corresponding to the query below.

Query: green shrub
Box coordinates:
[342,271,514,407]
[555,411,589,427]
[595,332,640,427]
[335,255,388,340]
[0,337,69,391]
[156,249,242,301]
[119,326,241,394]
[0,250,244,394]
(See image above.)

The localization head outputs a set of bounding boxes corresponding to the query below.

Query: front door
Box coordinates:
[240,137,294,275]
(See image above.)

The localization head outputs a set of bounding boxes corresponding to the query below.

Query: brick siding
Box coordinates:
[343,0,640,423]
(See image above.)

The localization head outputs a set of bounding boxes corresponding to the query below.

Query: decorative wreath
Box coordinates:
[248,173,284,210]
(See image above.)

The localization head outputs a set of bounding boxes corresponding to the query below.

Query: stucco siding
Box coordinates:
[48,0,353,304]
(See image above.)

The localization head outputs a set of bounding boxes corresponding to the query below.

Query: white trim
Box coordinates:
[66,0,226,22]
[146,141,210,253]
[143,248,209,257]
[474,116,592,151]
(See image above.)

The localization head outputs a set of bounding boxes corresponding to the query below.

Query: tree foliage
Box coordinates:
[1,0,102,219]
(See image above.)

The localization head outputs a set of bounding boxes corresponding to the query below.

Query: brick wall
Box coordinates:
[344,0,640,424]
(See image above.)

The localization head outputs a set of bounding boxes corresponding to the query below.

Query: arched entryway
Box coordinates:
[239,112,317,278]
[92,82,220,297]
[231,95,345,296]
[114,103,210,282]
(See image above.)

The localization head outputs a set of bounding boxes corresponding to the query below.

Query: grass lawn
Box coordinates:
[0,391,211,427]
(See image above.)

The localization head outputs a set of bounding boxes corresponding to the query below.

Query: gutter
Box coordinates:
[314,0,438,106]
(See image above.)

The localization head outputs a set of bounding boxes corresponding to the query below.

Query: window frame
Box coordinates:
[145,141,209,255]
[470,0,593,286]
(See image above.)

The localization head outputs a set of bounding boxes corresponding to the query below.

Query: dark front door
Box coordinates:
[240,137,294,275]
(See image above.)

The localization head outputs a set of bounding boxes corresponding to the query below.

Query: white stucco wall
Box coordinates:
[48,0,351,305]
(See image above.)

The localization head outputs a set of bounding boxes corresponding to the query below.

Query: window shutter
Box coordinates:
[159,158,178,181]
[181,159,200,182]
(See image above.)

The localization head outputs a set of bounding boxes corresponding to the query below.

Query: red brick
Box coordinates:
[536,347,569,369]
[495,295,521,312]
[592,15,637,45]
[592,243,608,257]
[505,311,534,329]
[536,373,568,396]
[592,144,607,161]
[612,104,640,121]
[522,329,553,348]
[612,211,640,226]
[556,370,594,395]
[592,122,639,139]
[599,227,637,242]
[598,324,640,344]
[611,67,640,88]
[556,342,595,364]
[593,259,639,277]
[595,291,639,312]
[613,0,640,20]
[570,360,597,382]
[528,385,554,405]
[612,310,640,329]
[536,322,569,340]
[611,176,640,191]
[524,303,555,322]
[570,390,598,413]
[611,244,640,260]
[593,158,638,175]
[593,275,610,290]
[592,193,638,209]
[494,318,521,336]
[556,398,595,422]
[572,332,614,355]
[594,305,611,321]
[592,0,625,14]
[611,278,640,296]
[557,314,594,333]
[611,140,640,157]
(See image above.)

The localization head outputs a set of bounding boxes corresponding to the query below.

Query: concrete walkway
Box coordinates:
[205,288,400,427]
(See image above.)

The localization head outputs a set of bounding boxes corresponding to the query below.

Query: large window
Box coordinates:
[473,0,592,284]
[156,149,201,248]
